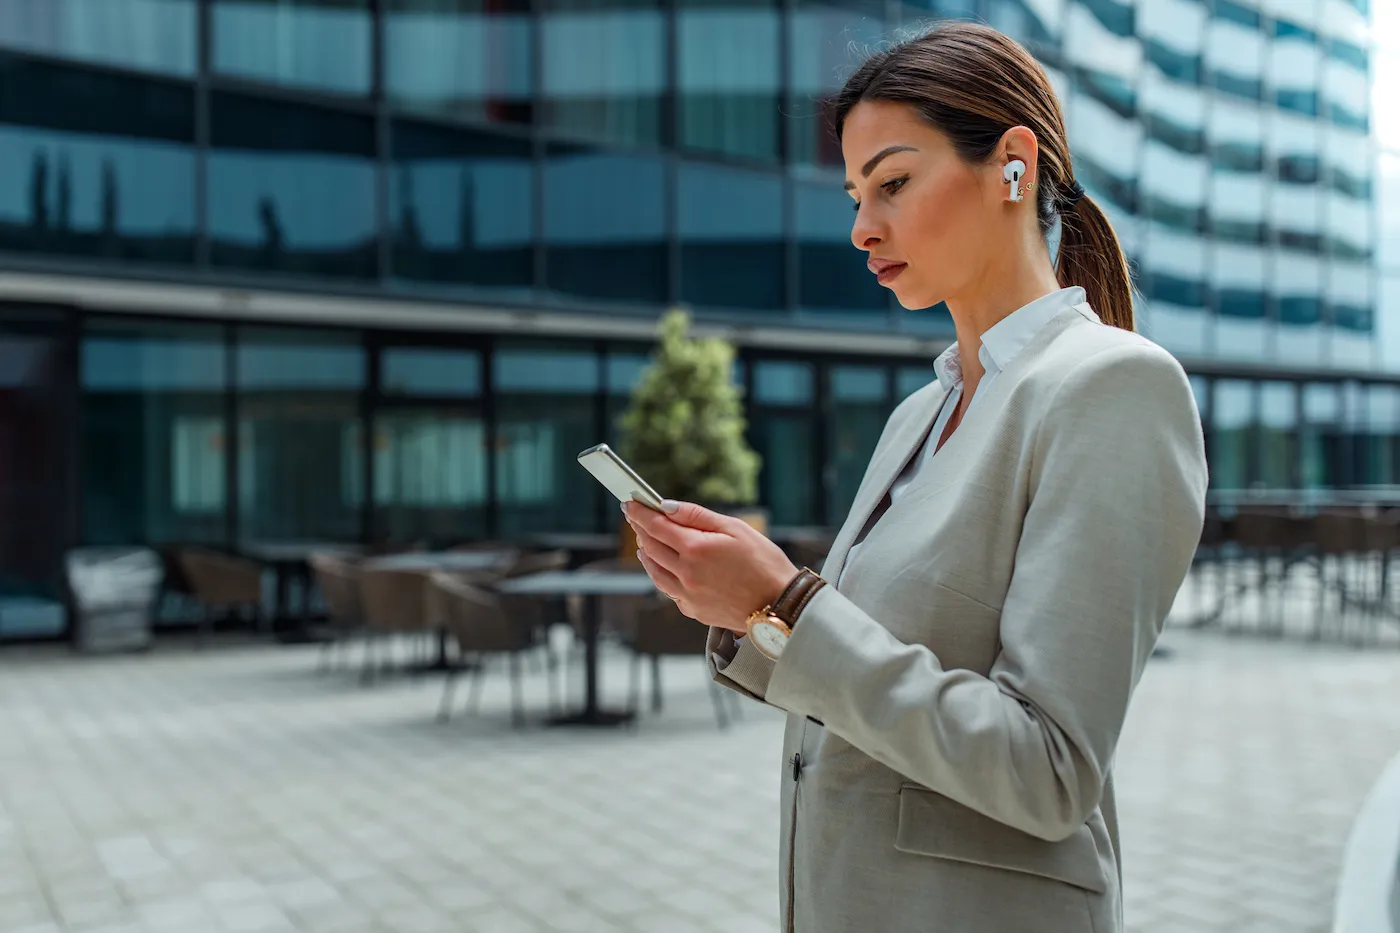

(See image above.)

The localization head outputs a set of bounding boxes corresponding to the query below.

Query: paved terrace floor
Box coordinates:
[2,575,1400,932]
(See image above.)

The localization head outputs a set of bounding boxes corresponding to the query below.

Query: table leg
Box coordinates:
[272,565,332,645]
[548,594,634,727]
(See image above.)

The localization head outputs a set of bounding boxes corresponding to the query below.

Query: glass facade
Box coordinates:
[0,0,1398,639]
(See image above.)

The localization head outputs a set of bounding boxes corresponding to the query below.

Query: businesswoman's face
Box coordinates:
[843,100,1005,311]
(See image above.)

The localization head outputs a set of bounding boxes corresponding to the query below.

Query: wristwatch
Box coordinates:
[744,568,828,661]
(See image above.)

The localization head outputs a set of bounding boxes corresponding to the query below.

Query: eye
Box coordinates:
[852,177,909,212]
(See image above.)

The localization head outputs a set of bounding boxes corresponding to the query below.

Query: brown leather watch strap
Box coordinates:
[771,568,828,627]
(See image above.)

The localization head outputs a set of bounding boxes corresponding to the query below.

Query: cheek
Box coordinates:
[904,181,980,279]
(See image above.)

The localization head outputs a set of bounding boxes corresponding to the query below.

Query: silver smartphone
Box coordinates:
[577,443,666,511]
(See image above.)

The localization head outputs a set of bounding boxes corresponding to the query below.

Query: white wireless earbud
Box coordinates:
[1003,159,1027,202]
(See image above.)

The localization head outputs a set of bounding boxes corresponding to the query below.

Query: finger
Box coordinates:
[628,501,713,551]
[631,520,681,572]
[660,500,732,533]
[636,548,684,598]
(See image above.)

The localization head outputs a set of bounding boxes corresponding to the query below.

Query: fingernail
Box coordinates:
[660,499,680,514]
[620,501,629,514]
[635,549,643,562]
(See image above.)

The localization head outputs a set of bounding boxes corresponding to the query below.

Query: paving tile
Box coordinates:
[1,579,1399,933]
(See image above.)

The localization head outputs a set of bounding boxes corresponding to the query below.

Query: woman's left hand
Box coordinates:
[624,500,799,634]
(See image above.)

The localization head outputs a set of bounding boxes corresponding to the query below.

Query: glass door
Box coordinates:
[0,313,72,638]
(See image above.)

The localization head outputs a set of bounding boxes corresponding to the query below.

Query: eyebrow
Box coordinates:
[843,145,919,190]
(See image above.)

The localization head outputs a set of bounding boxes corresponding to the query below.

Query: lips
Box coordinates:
[867,258,907,285]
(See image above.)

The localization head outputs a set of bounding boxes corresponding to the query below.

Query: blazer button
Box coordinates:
[792,753,803,782]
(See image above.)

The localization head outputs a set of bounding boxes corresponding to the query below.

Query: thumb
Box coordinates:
[660,500,729,531]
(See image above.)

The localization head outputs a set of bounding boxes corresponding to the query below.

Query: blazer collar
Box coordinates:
[823,301,1098,586]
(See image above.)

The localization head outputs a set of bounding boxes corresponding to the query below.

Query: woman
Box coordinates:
[624,21,1206,933]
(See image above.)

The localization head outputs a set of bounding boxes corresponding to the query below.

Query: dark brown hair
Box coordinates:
[832,22,1135,331]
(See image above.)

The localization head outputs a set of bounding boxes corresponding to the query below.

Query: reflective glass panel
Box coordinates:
[986,0,1063,54]
[543,144,666,303]
[1211,379,1253,489]
[0,55,195,265]
[0,316,69,637]
[1301,381,1342,489]
[0,0,196,75]
[1270,15,1320,116]
[1323,127,1371,260]
[1213,242,1269,359]
[1274,249,1324,365]
[751,360,817,526]
[373,411,488,544]
[796,182,889,322]
[381,347,482,398]
[213,0,371,95]
[1205,8,1264,100]
[1363,385,1400,485]
[828,364,889,522]
[390,120,534,292]
[1067,89,1142,216]
[385,0,533,125]
[1269,111,1321,253]
[1138,0,1205,84]
[208,93,377,279]
[1208,98,1266,244]
[788,1,887,167]
[1141,223,1209,356]
[678,163,784,312]
[679,0,782,161]
[1328,258,1374,368]
[493,345,602,537]
[540,0,666,146]
[236,328,366,543]
[1257,380,1297,488]
[82,320,228,547]
[1322,42,1369,131]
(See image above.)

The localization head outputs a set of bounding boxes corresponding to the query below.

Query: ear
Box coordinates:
[997,125,1041,189]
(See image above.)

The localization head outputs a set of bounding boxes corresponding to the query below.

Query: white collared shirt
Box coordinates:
[836,286,1087,588]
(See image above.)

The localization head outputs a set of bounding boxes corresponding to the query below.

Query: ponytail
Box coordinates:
[1055,192,1136,332]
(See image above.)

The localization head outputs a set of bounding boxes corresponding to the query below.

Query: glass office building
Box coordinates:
[0,0,1395,637]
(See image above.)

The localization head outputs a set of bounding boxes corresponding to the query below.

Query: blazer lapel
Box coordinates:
[823,380,954,585]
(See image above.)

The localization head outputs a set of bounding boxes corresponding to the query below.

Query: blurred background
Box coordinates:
[1,2,1400,932]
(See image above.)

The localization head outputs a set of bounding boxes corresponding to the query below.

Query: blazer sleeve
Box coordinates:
[760,343,1209,842]
[706,626,780,703]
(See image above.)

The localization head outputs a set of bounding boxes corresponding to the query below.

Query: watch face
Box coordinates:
[751,620,788,659]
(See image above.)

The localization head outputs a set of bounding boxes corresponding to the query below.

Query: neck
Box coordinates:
[944,249,1063,398]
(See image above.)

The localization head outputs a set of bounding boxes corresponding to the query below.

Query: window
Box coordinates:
[1269,111,1322,254]
[0,0,196,75]
[212,0,371,95]
[787,1,888,167]
[1257,381,1297,489]
[1274,250,1324,366]
[390,120,534,292]
[385,0,533,125]
[678,0,782,161]
[1214,243,1269,360]
[1141,223,1208,356]
[0,54,195,265]
[82,321,229,546]
[1301,382,1342,489]
[236,328,366,543]
[543,144,666,303]
[828,364,889,522]
[1138,0,1205,84]
[493,345,602,537]
[1270,17,1320,116]
[540,0,666,146]
[678,163,785,311]
[750,360,819,526]
[208,93,377,279]
[1206,10,1264,100]
[1210,380,1253,489]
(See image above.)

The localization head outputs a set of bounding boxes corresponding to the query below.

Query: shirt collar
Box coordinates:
[932,286,1087,392]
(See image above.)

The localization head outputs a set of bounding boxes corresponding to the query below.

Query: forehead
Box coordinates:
[841,101,943,163]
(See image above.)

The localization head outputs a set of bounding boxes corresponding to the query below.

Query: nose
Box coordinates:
[850,206,883,252]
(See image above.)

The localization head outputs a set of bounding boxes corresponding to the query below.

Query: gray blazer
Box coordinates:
[708,302,1207,932]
